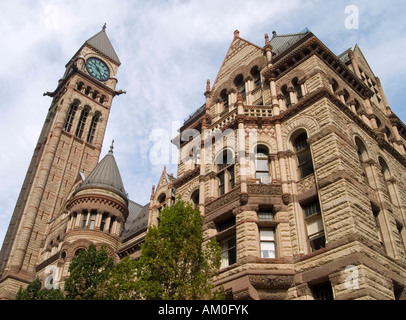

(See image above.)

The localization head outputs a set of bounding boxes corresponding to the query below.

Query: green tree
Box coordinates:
[15,277,65,300]
[136,199,223,300]
[104,256,138,300]
[64,243,114,300]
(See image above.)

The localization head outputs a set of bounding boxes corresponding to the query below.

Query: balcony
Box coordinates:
[204,182,283,219]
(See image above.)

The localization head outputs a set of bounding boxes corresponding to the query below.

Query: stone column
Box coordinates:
[234,206,260,261]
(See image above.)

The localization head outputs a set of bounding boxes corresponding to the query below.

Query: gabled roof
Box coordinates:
[84,27,121,65]
[74,148,127,201]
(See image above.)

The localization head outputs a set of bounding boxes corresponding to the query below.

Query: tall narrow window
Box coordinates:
[190,189,199,210]
[75,106,90,138]
[255,145,270,183]
[228,167,235,189]
[260,228,275,258]
[281,85,291,108]
[220,237,237,268]
[302,199,325,252]
[220,89,229,111]
[372,205,384,246]
[294,132,314,179]
[89,211,97,230]
[100,213,108,231]
[216,149,234,196]
[355,137,370,185]
[379,157,397,205]
[293,77,303,101]
[64,103,78,132]
[86,112,100,144]
[81,210,88,228]
[234,74,245,99]
[251,66,261,88]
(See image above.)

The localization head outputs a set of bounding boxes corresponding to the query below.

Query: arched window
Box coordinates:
[234,74,245,99]
[355,137,369,185]
[251,66,261,88]
[255,145,270,183]
[292,77,303,101]
[157,193,166,213]
[86,112,100,144]
[216,149,235,196]
[190,189,199,209]
[331,79,339,94]
[75,106,90,138]
[64,102,78,132]
[281,85,291,108]
[92,90,99,100]
[77,82,84,91]
[99,95,106,104]
[220,89,229,111]
[293,131,314,179]
[85,86,91,95]
[379,157,396,205]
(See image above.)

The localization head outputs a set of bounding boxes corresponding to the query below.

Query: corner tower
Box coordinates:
[0,26,123,299]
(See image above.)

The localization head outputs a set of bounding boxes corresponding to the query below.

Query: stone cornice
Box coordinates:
[263,36,373,100]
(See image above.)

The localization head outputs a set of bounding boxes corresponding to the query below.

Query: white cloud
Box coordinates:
[0,0,405,250]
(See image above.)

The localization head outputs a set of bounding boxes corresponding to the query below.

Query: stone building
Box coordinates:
[0,26,406,300]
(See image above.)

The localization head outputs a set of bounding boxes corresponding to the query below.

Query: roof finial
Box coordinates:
[109,139,114,153]
[102,23,107,31]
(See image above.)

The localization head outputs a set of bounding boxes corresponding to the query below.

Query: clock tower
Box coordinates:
[0,26,123,298]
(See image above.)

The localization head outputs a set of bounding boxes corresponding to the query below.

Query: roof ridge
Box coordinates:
[84,28,121,65]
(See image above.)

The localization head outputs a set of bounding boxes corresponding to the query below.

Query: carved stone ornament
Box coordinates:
[282,193,291,205]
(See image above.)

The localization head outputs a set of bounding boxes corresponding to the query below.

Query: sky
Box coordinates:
[0,0,405,247]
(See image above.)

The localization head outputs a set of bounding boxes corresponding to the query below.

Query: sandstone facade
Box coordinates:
[0,27,405,300]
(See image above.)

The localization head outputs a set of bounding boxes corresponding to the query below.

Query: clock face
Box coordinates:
[86,57,110,81]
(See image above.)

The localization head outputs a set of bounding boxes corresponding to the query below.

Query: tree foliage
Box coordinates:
[15,277,65,300]
[64,243,114,300]
[15,200,224,300]
[135,199,223,300]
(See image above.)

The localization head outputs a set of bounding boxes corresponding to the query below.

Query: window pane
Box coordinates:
[256,159,268,171]
[260,242,275,258]
[258,211,274,221]
[260,229,274,241]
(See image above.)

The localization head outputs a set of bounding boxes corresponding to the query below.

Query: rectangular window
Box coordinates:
[218,172,225,196]
[258,211,274,221]
[220,237,236,268]
[303,201,321,218]
[312,282,334,300]
[228,167,235,189]
[81,211,88,228]
[297,148,314,178]
[302,199,325,252]
[260,228,275,258]
[89,212,97,230]
[217,218,236,232]
[100,213,107,231]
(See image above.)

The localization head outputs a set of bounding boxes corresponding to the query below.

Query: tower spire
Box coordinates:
[110,140,114,153]
[102,23,107,31]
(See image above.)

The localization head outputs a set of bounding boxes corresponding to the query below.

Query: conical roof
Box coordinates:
[84,26,121,65]
[75,148,127,201]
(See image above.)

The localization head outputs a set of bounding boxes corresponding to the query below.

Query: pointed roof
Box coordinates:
[74,147,127,201]
[84,26,121,65]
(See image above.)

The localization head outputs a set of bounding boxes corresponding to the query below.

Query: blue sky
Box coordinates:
[0,0,405,247]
